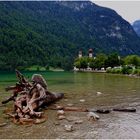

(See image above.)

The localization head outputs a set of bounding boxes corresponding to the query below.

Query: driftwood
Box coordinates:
[49,105,107,113]
[113,108,136,112]
[49,105,136,114]
[2,70,64,124]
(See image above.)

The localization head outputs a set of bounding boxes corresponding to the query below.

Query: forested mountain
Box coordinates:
[0,1,140,70]
[133,20,140,37]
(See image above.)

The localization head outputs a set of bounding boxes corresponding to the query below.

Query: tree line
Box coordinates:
[74,53,140,70]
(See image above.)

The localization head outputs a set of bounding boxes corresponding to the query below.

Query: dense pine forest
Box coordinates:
[0,1,140,71]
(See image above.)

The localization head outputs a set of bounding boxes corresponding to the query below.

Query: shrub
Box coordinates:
[121,66,133,74]
[133,69,140,76]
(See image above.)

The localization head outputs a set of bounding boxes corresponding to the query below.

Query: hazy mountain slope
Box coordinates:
[0,1,140,70]
[133,20,140,37]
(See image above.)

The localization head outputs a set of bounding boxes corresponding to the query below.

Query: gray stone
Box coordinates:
[87,112,100,120]
[79,99,85,102]
[57,110,65,116]
[64,124,74,132]
[74,120,83,124]
[58,115,66,120]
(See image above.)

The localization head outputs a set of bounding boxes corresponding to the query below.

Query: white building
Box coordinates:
[88,48,93,58]
[79,50,82,58]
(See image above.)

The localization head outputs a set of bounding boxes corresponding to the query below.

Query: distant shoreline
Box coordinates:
[73,70,140,78]
[73,70,106,73]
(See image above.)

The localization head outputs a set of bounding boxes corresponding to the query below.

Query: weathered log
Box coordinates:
[96,109,111,114]
[2,70,64,124]
[40,92,64,108]
[113,108,136,112]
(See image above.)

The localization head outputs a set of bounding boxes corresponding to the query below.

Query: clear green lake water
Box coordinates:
[0,71,140,139]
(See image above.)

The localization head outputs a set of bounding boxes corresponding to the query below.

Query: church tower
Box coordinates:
[78,50,82,58]
[88,49,93,58]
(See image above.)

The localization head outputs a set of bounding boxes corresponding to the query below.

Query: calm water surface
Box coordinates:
[0,71,140,139]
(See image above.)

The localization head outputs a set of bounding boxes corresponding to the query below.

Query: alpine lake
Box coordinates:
[0,71,140,139]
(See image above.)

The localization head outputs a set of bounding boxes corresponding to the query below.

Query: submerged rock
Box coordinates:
[34,118,46,124]
[58,115,66,120]
[56,105,63,110]
[79,99,85,102]
[57,110,65,116]
[0,122,8,127]
[67,103,74,107]
[54,121,60,125]
[64,124,74,132]
[64,99,68,102]
[96,92,103,95]
[67,116,80,122]
[74,120,83,124]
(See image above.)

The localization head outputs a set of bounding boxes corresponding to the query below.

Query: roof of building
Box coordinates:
[89,48,93,52]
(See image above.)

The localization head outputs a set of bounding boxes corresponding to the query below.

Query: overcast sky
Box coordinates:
[93,1,140,24]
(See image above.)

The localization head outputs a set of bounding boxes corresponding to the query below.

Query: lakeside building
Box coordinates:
[78,50,82,58]
[88,48,93,58]
[78,49,94,58]
[74,49,95,71]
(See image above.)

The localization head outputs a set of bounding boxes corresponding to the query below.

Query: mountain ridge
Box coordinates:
[0,1,140,70]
